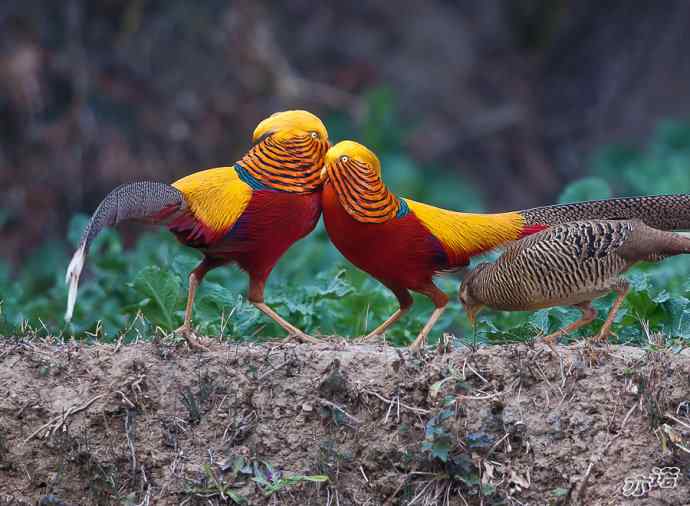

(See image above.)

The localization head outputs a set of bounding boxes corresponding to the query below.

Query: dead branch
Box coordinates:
[23,393,106,443]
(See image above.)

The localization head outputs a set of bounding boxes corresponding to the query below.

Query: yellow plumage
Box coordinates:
[172,167,253,234]
[405,199,526,261]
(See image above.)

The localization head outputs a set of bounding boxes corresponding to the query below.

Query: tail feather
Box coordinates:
[519,194,690,231]
[64,182,185,322]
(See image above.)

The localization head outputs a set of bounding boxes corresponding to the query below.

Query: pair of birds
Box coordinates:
[65,110,690,351]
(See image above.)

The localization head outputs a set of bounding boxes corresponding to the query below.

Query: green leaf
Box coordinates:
[528,309,551,334]
[292,475,329,483]
[481,483,497,496]
[465,432,494,450]
[429,377,454,398]
[423,438,452,462]
[132,266,181,330]
[227,491,247,504]
[456,473,481,486]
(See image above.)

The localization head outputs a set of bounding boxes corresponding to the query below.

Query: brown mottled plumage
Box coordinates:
[459,219,690,348]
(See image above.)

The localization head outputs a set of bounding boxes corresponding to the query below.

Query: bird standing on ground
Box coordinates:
[459,219,690,348]
[65,110,330,350]
[320,141,690,350]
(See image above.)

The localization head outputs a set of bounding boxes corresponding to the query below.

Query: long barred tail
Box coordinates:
[65,182,185,321]
[519,194,690,232]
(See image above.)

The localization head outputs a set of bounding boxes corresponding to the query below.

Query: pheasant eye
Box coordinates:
[310,131,319,139]
[340,155,349,163]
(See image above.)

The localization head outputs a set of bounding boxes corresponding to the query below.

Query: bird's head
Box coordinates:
[321,141,401,223]
[246,110,330,193]
[320,140,382,183]
[459,264,490,325]
[253,110,329,147]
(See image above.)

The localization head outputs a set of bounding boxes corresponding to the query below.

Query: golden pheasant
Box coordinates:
[320,141,690,350]
[459,219,690,349]
[66,110,330,350]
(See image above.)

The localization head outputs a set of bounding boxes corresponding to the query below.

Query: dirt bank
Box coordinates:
[0,338,689,505]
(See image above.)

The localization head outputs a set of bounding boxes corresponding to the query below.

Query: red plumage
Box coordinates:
[322,184,449,308]
[170,190,322,286]
[519,223,550,238]
[65,109,331,348]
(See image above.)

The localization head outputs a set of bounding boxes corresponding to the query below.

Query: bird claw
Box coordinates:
[355,333,384,344]
[408,340,425,354]
[540,335,561,358]
[582,331,610,350]
[174,324,211,352]
[592,331,610,344]
[284,331,322,344]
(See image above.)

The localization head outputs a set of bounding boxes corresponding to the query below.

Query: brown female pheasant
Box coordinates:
[459,219,690,348]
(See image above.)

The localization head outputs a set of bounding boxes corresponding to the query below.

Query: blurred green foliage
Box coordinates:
[2,97,690,349]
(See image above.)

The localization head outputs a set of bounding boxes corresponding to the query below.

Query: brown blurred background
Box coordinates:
[2,0,690,264]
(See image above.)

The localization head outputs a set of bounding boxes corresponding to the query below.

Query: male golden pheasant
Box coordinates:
[320,141,690,350]
[459,219,690,350]
[66,110,330,349]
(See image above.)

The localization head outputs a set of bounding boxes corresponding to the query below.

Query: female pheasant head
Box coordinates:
[459,263,491,324]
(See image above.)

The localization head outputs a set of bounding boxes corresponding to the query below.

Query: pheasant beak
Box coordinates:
[320,165,329,182]
[465,305,481,325]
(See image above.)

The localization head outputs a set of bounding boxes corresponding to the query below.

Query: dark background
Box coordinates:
[3,0,690,264]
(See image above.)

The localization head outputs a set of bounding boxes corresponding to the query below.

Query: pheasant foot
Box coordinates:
[282,331,322,344]
[174,324,211,352]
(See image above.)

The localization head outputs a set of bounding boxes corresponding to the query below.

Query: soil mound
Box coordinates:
[1,339,689,505]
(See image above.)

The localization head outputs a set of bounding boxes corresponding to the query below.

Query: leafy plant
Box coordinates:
[184,464,247,504]
[252,461,328,496]
[422,396,456,462]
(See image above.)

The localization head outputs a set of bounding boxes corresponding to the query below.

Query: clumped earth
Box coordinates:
[0,336,689,505]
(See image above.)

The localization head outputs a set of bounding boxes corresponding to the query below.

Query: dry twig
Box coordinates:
[24,393,106,443]
[361,388,430,415]
[317,398,362,425]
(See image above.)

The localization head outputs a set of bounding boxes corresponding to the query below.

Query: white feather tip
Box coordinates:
[64,243,86,322]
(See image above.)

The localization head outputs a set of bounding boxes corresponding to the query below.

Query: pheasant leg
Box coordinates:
[362,307,410,341]
[246,277,320,344]
[253,302,321,344]
[541,303,597,353]
[174,270,210,352]
[409,305,447,352]
[593,281,630,343]
[359,285,413,342]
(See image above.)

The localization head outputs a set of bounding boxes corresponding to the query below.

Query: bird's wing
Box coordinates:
[503,220,634,270]
[170,166,254,245]
[404,198,526,266]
